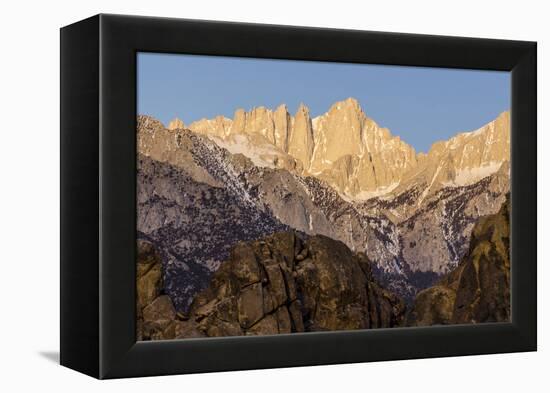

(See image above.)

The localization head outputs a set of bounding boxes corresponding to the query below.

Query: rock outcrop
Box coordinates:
[287,103,315,169]
[137,240,177,341]
[310,98,417,198]
[140,232,405,340]
[167,117,185,130]
[188,115,232,138]
[407,196,510,325]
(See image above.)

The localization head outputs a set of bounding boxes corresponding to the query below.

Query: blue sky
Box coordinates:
[137,52,510,153]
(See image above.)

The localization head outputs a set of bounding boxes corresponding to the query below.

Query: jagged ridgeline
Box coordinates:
[137,98,510,339]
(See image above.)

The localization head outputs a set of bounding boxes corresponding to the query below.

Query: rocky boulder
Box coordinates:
[407,196,510,326]
[136,240,163,311]
[136,240,180,341]
[171,231,406,338]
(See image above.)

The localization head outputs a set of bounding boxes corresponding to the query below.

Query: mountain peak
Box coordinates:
[329,97,362,113]
[167,118,185,130]
[288,102,314,166]
[343,96,361,107]
[296,102,310,115]
[275,103,289,113]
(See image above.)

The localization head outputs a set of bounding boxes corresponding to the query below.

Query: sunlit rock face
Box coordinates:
[177,99,508,202]
[309,98,417,199]
[167,117,185,131]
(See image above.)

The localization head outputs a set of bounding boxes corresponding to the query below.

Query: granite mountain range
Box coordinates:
[137,98,510,312]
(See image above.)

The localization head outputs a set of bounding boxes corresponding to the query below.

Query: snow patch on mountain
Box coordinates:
[444,162,503,187]
[208,134,279,168]
[347,182,400,201]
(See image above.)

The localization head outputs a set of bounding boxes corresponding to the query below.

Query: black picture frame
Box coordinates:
[60,14,537,379]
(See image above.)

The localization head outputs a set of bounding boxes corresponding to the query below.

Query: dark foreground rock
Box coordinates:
[139,231,406,340]
[407,196,510,326]
[136,240,177,340]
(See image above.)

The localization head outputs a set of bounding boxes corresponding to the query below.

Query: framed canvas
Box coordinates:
[60,14,537,379]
